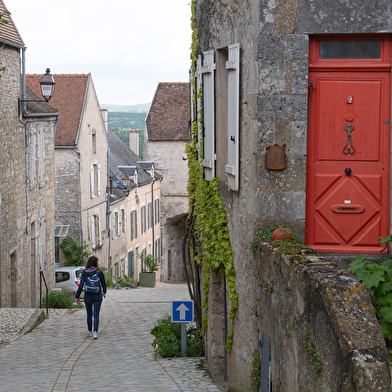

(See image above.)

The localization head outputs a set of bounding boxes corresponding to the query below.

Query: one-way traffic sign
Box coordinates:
[172,300,194,323]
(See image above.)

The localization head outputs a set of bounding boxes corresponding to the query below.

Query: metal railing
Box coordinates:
[39,270,49,315]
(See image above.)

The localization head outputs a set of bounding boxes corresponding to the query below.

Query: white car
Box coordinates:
[55,266,85,292]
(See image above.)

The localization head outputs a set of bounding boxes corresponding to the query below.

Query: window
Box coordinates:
[128,250,134,278]
[92,129,97,154]
[91,215,102,249]
[194,44,240,191]
[155,199,160,225]
[121,208,126,233]
[90,164,100,198]
[319,40,381,59]
[130,210,138,241]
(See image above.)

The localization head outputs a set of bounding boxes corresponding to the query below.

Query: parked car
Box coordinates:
[55,266,85,292]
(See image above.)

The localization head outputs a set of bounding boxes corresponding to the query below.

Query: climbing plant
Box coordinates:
[0,9,10,77]
[182,0,238,350]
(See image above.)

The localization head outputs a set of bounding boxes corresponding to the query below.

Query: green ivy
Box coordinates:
[187,0,238,350]
[0,9,10,77]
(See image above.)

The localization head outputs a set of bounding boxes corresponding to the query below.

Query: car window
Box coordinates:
[75,270,84,279]
[56,272,70,283]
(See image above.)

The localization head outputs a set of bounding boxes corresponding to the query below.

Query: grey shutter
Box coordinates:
[225,43,240,191]
[38,125,45,183]
[196,55,203,161]
[260,332,271,392]
[128,250,134,278]
[30,126,36,186]
[135,210,138,239]
[90,165,95,198]
[201,50,216,181]
[144,206,147,233]
[98,215,102,246]
[97,164,101,196]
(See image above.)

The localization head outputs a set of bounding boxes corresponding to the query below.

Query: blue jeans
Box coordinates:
[84,292,102,332]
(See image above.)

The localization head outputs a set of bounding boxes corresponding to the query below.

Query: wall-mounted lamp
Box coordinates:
[19,68,56,115]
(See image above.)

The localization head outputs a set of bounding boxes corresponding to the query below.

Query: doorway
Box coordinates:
[306,35,391,253]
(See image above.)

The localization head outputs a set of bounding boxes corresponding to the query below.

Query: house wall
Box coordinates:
[0,44,56,308]
[195,0,392,390]
[126,180,161,282]
[144,140,188,282]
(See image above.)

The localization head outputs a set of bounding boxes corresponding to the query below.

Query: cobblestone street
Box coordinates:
[0,283,226,392]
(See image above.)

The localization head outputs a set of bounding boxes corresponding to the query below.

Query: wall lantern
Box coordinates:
[19,68,56,115]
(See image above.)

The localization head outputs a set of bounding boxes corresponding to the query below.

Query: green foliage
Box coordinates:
[250,225,280,257]
[116,274,136,288]
[303,330,323,374]
[261,279,274,294]
[139,253,160,272]
[250,349,261,392]
[150,315,205,358]
[186,0,238,351]
[100,267,114,288]
[0,9,10,78]
[43,291,83,309]
[58,236,90,266]
[348,252,392,341]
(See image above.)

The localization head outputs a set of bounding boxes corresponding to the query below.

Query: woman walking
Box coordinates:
[75,256,107,339]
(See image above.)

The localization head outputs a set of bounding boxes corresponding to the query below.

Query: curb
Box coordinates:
[20,309,46,335]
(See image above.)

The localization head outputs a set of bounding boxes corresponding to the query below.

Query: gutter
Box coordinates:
[107,148,111,271]
[74,147,84,247]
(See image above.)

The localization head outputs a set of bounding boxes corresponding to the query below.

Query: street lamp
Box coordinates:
[19,68,56,114]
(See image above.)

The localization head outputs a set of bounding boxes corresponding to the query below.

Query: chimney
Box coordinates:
[129,129,139,155]
[101,109,108,133]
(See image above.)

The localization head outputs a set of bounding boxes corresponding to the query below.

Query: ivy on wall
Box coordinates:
[185,0,238,350]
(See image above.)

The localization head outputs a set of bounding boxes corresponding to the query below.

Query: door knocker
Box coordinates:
[343,124,355,154]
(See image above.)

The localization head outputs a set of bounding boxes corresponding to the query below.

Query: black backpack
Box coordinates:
[84,269,101,294]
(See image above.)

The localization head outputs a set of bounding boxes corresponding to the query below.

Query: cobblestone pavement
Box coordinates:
[0,283,227,392]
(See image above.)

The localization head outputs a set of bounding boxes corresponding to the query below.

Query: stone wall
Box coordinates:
[256,244,390,391]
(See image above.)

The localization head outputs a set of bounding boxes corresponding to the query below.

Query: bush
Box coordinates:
[42,291,83,309]
[150,315,205,358]
[100,267,114,288]
[116,274,137,288]
[58,236,90,267]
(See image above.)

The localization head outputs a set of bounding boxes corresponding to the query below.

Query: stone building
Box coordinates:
[108,130,162,283]
[0,0,58,307]
[192,0,392,390]
[26,74,109,269]
[144,82,189,282]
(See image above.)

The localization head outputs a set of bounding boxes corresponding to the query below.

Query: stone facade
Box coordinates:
[194,0,392,390]
[144,83,189,283]
[0,16,57,308]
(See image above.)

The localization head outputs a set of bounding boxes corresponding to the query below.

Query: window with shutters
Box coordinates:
[121,208,126,233]
[91,214,102,249]
[134,210,138,239]
[30,126,36,187]
[147,202,153,229]
[91,164,100,198]
[130,211,134,241]
[38,125,45,184]
[141,205,147,234]
[155,238,161,262]
[193,44,240,191]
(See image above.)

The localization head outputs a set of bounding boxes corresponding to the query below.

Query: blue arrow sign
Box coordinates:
[172,300,194,323]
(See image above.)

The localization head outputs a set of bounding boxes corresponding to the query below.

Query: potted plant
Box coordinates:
[139,254,160,287]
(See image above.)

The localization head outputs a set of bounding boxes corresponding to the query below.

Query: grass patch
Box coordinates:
[42,291,84,309]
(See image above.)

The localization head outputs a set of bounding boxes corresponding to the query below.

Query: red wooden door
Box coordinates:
[306,36,391,254]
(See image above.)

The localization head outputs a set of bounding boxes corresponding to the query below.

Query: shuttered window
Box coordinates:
[38,125,45,184]
[225,43,240,191]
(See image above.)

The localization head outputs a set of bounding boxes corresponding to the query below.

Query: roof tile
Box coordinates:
[0,0,24,47]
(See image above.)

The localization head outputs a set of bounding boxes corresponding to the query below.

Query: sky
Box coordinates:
[6,0,192,106]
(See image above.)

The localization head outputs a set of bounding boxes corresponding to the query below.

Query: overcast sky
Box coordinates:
[6,0,191,106]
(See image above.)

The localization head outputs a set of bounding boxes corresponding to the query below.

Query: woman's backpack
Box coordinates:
[84,270,101,294]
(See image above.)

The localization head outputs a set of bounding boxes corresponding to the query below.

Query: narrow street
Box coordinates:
[0,283,224,392]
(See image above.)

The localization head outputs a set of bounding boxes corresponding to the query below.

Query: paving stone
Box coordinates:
[0,283,227,391]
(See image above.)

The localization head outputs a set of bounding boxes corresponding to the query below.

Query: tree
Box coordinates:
[58,236,91,266]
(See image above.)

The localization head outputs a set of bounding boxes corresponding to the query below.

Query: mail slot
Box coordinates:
[331,205,365,214]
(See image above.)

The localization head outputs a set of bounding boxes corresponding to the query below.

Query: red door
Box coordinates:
[306,36,391,253]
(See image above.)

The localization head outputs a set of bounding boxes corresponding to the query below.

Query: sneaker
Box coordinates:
[93,332,98,339]
[88,332,93,337]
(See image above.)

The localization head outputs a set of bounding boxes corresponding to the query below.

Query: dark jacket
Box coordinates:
[75,267,107,299]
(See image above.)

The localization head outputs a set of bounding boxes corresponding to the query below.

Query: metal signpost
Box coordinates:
[171,300,194,357]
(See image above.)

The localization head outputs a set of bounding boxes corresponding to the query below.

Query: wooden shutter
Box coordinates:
[38,125,45,183]
[30,126,36,186]
[196,55,203,161]
[131,211,134,241]
[90,165,95,198]
[202,50,216,181]
[225,43,240,191]
[97,164,101,196]
[135,210,138,239]
[98,215,102,246]
[144,206,147,233]
[91,216,96,249]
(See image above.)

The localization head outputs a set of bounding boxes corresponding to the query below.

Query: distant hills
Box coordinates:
[101,103,151,113]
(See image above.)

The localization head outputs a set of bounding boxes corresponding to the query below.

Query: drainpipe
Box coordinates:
[22,48,27,115]
[151,179,155,257]
[107,148,111,271]
[74,147,83,247]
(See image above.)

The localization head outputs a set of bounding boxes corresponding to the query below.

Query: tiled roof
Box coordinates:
[145,82,190,141]
[26,74,89,146]
[0,0,24,47]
